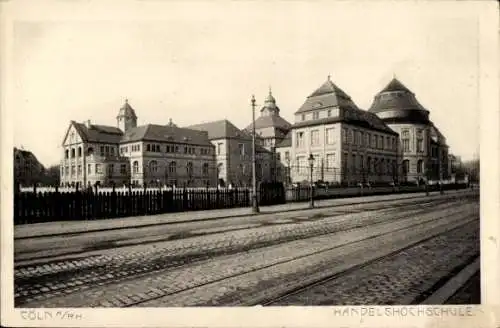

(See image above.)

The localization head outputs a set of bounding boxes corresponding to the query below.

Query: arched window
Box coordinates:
[133,161,139,174]
[149,160,158,173]
[77,147,82,157]
[417,160,424,174]
[70,148,75,158]
[169,161,176,174]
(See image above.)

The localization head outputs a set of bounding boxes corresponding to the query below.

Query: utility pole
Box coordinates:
[251,95,260,213]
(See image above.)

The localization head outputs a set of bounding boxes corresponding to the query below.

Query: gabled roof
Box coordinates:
[121,124,212,146]
[244,115,292,132]
[295,78,360,114]
[187,119,251,140]
[67,121,124,145]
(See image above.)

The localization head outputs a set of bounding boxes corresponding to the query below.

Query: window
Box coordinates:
[149,160,158,173]
[360,132,364,146]
[217,143,223,155]
[326,153,336,170]
[348,129,353,143]
[353,130,357,145]
[187,162,193,177]
[146,144,151,152]
[78,147,82,157]
[133,161,139,174]
[276,152,281,160]
[326,128,335,144]
[380,159,385,174]
[296,132,304,148]
[310,130,319,146]
[285,151,290,161]
[77,165,82,176]
[100,146,104,156]
[71,165,75,176]
[417,139,424,152]
[342,128,347,143]
[156,145,160,152]
[352,154,357,173]
[417,160,424,174]
[71,148,76,158]
[327,110,332,117]
[120,164,127,174]
[169,161,177,174]
[402,160,410,174]
[386,137,390,149]
[95,164,102,174]
[296,156,305,173]
[301,114,305,121]
[108,164,114,175]
[238,143,245,157]
[312,111,319,120]
[366,133,371,147]
[367,157,372,174]
[402,139,410,152]
[110,147,115,155]
[371,135,377,148]
[87,164,91,174]
[105,146,109,154]
[65,149,69,159]
[202,163,209,176]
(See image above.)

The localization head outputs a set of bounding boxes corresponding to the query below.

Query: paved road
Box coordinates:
[14,190,479,307]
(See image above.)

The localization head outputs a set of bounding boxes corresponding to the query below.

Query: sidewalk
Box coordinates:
[14,189,475,239]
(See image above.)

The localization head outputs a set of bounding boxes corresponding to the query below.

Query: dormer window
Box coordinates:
[313,111,319,120]
[301,114,305,121]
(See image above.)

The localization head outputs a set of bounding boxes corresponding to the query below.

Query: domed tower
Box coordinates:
[261,87,280,117]
[116,99,138,132]
[369,78,448,182]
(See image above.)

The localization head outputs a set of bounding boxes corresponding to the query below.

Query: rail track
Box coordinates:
[15,194,478,307]
[122,206,477,307]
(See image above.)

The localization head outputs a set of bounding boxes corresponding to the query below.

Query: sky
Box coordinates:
[8,1,491,167]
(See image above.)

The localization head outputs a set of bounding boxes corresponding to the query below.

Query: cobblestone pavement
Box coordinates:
[135,205,479,306]
[16,195,479,307]
[257,220,479,306]
[14,197,460,306]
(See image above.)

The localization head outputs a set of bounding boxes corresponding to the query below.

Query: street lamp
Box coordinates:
[308,154,315,208]
[251,95,260,213]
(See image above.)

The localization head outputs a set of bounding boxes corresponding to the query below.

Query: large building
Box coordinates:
[60,100,217,188]
[187,119,274,187]
[368,78,449,182]
[14,147,46,187]
[278,76,400,186]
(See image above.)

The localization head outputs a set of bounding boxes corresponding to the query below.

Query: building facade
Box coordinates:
[60,100,217,188]
[187,119,274,187]
[368,78,450,182]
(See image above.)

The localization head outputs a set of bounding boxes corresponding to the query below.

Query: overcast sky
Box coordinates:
[8,1,492,167]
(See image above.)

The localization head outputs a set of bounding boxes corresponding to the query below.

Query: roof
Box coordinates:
[295,78,360,114]
[186,119,251,140]
[368,78,430,114]
[380,78,413,93]
[244,115,292,132]
[69,121,124,144]
[292,108,398,136]
[275,131,292,148]
[14,147,45,169]
[116,99,137,119]
[121,124,212,146]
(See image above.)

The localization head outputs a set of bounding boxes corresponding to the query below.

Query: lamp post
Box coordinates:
[308,154,315,208]
[251,95,260,213]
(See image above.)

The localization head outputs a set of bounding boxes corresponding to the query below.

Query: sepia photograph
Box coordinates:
[1,1,498,327]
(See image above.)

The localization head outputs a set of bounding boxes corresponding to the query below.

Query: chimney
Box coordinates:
[85,119,92,128]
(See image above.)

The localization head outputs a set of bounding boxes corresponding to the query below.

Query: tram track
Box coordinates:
[14,198,462,306]
[17,199,478,308]
[127,208,477,307]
